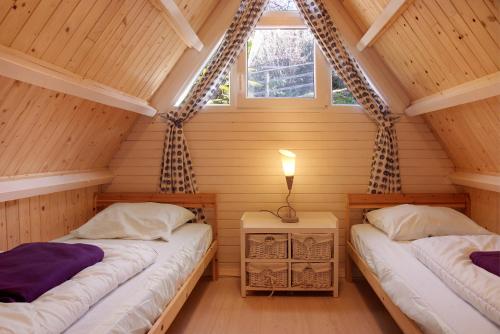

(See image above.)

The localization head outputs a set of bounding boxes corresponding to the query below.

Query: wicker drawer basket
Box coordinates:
[246,263,288,288]
[292,233,332,260]
[291,263,332,288]
[247,233,288,259]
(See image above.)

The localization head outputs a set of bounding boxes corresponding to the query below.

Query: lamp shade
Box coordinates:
[279,149,296,176]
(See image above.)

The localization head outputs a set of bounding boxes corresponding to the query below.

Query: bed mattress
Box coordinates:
[351,224,499,334]
[59,223,212,334]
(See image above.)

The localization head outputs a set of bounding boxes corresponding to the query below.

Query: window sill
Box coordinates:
[200,104,363,113]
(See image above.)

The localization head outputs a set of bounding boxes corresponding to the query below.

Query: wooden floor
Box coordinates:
[168,277,402,334]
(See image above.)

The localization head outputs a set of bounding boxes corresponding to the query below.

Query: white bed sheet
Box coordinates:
[60,223,212,334]
[351,224,499,334]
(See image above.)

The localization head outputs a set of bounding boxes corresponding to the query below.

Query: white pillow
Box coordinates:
[365,204,491,241]
[71,202,195,241]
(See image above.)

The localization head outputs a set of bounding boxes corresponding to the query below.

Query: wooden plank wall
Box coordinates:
[0,185,97,251]
[107,108,456,276]
[0,76,137,176]
[0,77,135,249]
[0,0,219,100]
[424,96,500,174]
[466,186,500,234]
[341,0,500,229]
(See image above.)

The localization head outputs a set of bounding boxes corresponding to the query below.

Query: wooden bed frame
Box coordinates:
[344,193,470,334]
[94,192,218,334]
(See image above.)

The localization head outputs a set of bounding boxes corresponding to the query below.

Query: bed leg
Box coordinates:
[346,254,353,282]
[211,258,218,281]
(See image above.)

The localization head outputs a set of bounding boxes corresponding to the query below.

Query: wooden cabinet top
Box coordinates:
[241,211,338,232]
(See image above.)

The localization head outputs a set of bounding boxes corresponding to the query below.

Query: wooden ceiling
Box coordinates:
[341,0,499,175]
[0,76,137,176]
[425,96,500,174]
[0,0,218,100]
[0,0,219,180]
[0,0,497,183]
[343,0,498,98]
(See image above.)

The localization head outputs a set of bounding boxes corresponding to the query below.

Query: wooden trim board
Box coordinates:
[0,46,157,117]
[405,72,500,116]
[449,172,500,193]
[357,0,414,51]
[0,169,113,202]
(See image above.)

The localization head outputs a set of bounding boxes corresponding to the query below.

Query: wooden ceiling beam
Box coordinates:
[326,0,410,114]
[405,72,500,116]
[357,0,414,52]
[450,172,500,193]
[152,0,240,110]
[0,169,114,202]
[151,0,204,51]
[0,46,157,117]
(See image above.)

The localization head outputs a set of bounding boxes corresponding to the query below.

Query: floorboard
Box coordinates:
[168,277,402,334]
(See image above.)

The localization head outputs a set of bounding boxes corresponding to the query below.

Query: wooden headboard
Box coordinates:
[343,194,471,333]
[345,193,471,240]
[94,192,218,240]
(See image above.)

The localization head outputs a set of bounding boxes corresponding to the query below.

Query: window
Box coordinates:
[265,0,297,11]
[176,2,360,110]
[209,74,230,105]
[175,65,230,107]
[246,29,315,99]
[331,72,357,105]
[198,66,230,105]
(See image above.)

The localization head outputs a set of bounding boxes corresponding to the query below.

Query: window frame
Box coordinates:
[202,10,362,112]
[235,11,330,109]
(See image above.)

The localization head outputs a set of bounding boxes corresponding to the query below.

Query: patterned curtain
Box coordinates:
[159,0,401,208]
[159,0,269,220]
[295,0,401,194]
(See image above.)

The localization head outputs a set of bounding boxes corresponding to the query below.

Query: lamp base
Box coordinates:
[281,216,299,223]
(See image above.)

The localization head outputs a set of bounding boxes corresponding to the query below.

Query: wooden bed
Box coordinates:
[344,193,471,334]
[94,192,218,334]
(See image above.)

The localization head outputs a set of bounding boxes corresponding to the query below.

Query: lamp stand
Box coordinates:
[280,176,299,223]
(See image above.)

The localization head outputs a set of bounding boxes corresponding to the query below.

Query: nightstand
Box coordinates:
[240,212,339,297]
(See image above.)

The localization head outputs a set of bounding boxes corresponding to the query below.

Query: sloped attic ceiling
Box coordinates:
[1,0,497,183]
[0,0,220,177]
[0,0,218,100]
[340,0,499,230]
[342,0,500,175]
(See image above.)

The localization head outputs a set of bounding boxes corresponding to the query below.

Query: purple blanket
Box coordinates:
[470,251,500,277]
[0,242,104,303]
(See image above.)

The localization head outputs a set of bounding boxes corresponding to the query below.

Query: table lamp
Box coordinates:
[278,149,299,223]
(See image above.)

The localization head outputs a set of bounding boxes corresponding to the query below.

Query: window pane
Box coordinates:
[265,0,297,11]
[331,72,357,105]
[247,29,315,99]
[208,74,230,105]
[197,67,230,105]
[175,67,230,106]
